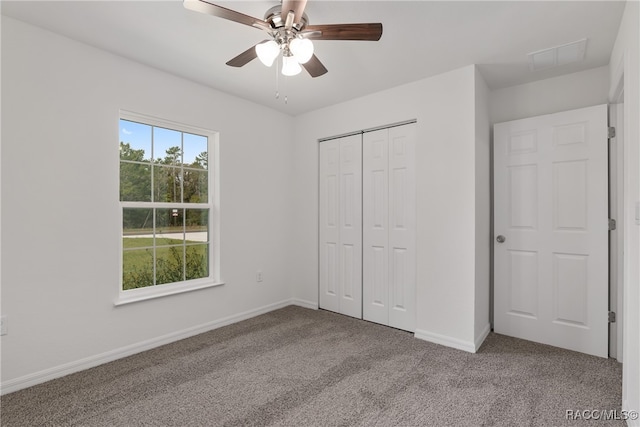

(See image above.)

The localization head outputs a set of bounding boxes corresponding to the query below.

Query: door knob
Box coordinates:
[496,235,506,243]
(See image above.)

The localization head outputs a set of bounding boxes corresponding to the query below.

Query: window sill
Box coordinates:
[114,280,224,306]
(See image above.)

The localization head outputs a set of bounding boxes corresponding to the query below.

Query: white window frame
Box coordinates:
[115,110,221,306]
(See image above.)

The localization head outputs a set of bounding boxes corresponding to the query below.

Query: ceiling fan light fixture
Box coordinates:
[282,55,302,76]
[289,37,314,64]
[256,40,280,67]
[184,0,383,79]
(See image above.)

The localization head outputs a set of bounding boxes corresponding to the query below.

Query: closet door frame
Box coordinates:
[318,121,416,332]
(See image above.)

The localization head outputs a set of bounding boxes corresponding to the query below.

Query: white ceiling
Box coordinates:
[1,0,626,115]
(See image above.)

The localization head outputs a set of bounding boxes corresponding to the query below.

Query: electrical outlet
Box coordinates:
[1,316,7,336]
[256,270,263,282]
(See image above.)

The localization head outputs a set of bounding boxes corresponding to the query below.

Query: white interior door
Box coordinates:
[363,124,416,332]
[319,135,362,318]
[493,104,609,358]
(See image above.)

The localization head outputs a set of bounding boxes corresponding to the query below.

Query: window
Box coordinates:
[118,111,219,304]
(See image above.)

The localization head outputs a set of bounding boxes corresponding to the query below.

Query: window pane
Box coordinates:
[153,165,182,203]
[183,169,208,203]
[156,208,184,246]
[185,209,208,243]
[185,244,208,280]
[154,127,182,166]
[156,245,184,285]
[123,208,153,239]
[184,133,208,169]
[122,249,154,290]
[120,162,151,202]
[120,120,151,162]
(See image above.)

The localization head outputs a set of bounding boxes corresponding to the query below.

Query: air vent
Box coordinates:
[528,38,587,71]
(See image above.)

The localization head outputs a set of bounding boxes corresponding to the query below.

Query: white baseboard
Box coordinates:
[414,323,490,354]
[1,298,307,395]
[290,298,318,310]
[474,323,491,352]
[414,328,477,353]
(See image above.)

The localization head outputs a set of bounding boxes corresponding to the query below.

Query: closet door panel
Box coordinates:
[363,129,389,325]
[388,124,416,332]
[319,140,341,313]
[339,135,363,318]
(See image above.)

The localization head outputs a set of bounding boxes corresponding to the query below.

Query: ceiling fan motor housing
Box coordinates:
[262,5,309,48]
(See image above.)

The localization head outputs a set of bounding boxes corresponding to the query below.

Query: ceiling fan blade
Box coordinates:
[184,0,271,31]
[303,23,383,41]
[281,0,307,26]
[226,42,265,67]
[302,55,328,78]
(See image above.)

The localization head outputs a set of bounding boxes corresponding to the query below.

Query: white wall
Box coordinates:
[1,16,298,391]
[0,5,3,378]
[489,66,610,124]
[609,1,640,420]
[292,65,489,351]
[474,69,491,347]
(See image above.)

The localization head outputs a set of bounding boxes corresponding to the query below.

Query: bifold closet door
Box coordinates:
[319,134,362,319]
[363,124,416,332]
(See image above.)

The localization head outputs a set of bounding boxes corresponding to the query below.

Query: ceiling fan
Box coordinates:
[183,0,383,77]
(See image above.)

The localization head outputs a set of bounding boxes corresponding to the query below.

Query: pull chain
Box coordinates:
[284,74,288,104]
[274,57,290,105]
[275,60,280,100]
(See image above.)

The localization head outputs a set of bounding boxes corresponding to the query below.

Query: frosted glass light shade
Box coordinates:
[281,55,302,76]
[289,38,314,64]
[255,40,280,67]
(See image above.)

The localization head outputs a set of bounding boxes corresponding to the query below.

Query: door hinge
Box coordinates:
[609,218,617,231]
[609,311,616,323]
[608,127,616,138]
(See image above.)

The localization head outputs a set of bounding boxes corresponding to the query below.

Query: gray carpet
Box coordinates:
[1,306,624,426]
